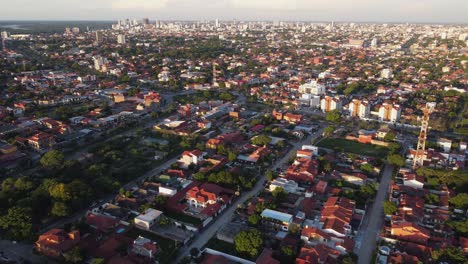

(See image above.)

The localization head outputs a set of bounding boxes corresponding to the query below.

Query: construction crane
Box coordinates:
[413,103,435,169]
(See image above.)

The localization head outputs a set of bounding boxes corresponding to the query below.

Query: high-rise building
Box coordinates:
[1,31,9,39]
[142,18,150,25]
[371,37,378,47]
[348,99,370,118]
[378,103,401,122]
[95,31,103,43]
[117,34,126,44]
[320,96,342,112]
[215,18,219,28]
[93,56,105,71]
[72,27,80,34]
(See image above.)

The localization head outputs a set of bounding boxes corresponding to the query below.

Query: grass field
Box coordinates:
[317,138,389,157]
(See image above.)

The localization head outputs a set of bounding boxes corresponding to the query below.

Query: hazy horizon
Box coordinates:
[0,0,467,24]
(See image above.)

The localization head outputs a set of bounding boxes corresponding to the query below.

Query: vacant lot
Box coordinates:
[317,138,389,157]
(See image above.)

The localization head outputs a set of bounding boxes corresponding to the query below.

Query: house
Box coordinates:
[437,138,452,153]
[403,173,425,189]
[320,197,355,237]
[35,229,80,258]
[179,149,205,169]
[261,209,293,232]
[286,158,319,183]
[297,149,314,159]
[269,178,299,193]
[186,186,218,208]
[237,146,271,164]
[295,244,340,264]
[134,208,163,230]
[131,236,157,259]
[28,132,56,150]
[390,222,430,244]
[85,213,119,233]
[340,172,367,186]
[284,113,303,124]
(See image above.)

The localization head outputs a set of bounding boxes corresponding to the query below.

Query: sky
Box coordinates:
[0,0,467,23]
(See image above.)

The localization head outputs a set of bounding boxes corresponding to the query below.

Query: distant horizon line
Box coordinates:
[0,19,467,25]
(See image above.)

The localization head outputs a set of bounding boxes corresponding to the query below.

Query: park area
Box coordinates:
[317,138,389,157]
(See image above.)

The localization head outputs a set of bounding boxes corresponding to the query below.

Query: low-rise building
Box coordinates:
[134,208,163,230]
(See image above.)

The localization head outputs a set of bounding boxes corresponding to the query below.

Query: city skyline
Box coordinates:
[1,0,467,23]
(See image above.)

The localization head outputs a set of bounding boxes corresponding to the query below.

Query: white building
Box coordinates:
[302,145,319,155]
[299,80,326,95]
[348,99,370,118]
[381,69,393,79]
[134,208,163,230]
[117,34,126,44]
[158,186,177,196]
[93,56,106,71]
[269,178,299,193]
[437,138,452,153]
[378,103,401,122]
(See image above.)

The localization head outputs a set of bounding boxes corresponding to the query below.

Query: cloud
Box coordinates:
[112,0,169,10]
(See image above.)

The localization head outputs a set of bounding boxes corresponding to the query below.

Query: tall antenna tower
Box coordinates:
[413,103,435,169]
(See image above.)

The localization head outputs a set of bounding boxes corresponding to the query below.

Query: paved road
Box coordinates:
[0,240,54,264]
[355,163,394,264]
[175,126,326,262]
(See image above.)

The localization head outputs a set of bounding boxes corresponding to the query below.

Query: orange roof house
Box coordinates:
[390,222,431,244]
[286,158,319,183]
[35,229,80,258]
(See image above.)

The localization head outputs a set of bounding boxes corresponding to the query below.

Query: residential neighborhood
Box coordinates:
[0,15,466,264]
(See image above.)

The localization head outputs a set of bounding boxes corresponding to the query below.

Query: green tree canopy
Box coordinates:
[383,201,397,215]
[325,110,341,123]
[432,247,467,264]
[387,154,405,167]
[251,135,272,146]
[40,150,65,170]
[449,193,468,209]
[234,229,263,258]
[0,206,33,240]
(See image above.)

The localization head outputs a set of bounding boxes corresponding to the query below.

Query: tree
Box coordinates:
[360,163,374,174]
[40,150,65,170]
[234,229,263,258]
[251,135,271,146]
[228,150,238,161]
[266,169,275,181]
[383,131,396,142]
[324,126,335,137]
[272,187,287,202]
[449,193,468,209]
[91,258,105,264]
[248,214,261,226]
[49,183,72,201]
[325,110,341,123]
[448,220,468,236]
[64,246,83,263]
[51,201,69,217]
[424,193,440,205]
[432,247,467,264]
[387,154,405,167]
[383,201,397,215]
[0,206,33,240]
